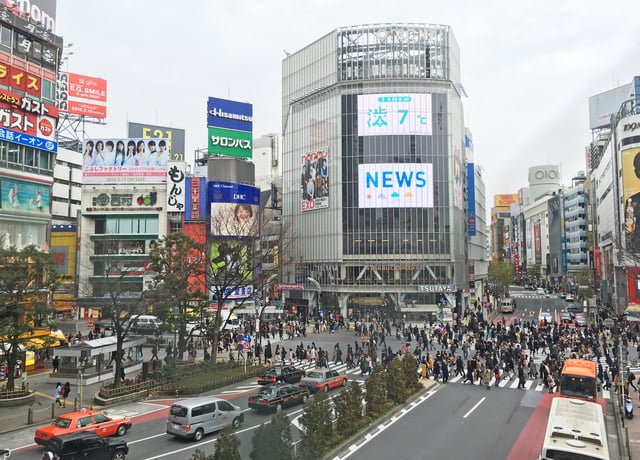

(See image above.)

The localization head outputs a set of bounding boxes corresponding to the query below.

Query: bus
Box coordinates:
[540,397,609,460]
[559,359,598,402]
[500,298,515,313]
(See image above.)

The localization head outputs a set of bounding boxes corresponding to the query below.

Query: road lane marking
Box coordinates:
[463,396,486,419]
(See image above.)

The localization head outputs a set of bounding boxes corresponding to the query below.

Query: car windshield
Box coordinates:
[169,405,188,417]
[264,368,282,376]
[257,387,277,397]
[51,416,72,428]
[306,371,324,379]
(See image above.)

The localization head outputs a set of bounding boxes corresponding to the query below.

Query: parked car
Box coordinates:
[257,365,305,385]
[299,369,348,393]
[41,431,128,460]
[35,409,132,449]
[166,397,243,441]
[248,383,310,412]
[574,313,587,327]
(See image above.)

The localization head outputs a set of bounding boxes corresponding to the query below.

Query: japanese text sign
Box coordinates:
[357,93,432,136]
[166,161,186,213]
[207,126,252,158]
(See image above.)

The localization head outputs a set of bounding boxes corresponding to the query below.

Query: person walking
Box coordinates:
[62,382,71,408]
[52,356,59,373]
[151,344,159,361]
[53,382,62,406]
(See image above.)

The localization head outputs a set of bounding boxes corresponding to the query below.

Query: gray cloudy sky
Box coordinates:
[56,0,640,208]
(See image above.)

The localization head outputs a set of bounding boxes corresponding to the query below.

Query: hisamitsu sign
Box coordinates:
[207,97,253,133]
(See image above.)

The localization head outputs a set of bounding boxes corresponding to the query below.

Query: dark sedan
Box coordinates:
[257,365,305,385]
[248,383,310,412]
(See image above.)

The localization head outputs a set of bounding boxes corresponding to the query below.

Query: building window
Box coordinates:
[41,79,55,104]
[7,144,20,164]
[0,25,11,50]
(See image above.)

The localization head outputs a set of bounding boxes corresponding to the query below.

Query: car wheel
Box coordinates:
[116,424,127,436]
[112,450,126,460]
[232,417,241,429]
[323,385,329,393]
[276,403,283,412]
[193,428,204,442]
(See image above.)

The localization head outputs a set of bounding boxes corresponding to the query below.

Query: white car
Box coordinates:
[536,288,546,295]
[538,311,553,324]
[565,294,575,302]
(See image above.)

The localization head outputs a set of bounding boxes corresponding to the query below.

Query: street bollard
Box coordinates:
[50,402,55,419]
[28,407,33,424]
[74,396,78,411]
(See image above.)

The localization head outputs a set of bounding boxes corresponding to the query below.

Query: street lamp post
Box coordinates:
[257,274,278,365]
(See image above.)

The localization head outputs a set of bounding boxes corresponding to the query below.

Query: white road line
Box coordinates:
[463,396,486,419]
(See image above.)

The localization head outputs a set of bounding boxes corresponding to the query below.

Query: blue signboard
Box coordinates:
[0,127,57,152]
[243,333,251,343]
[207,97,253,133]
[467,163,476,237]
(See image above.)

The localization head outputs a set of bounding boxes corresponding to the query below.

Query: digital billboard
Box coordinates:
[301,149,329,212]
[207,97,252,133]
[1,177,50,214]
[622,146,640,252]
[57,72,107,119]
[207,126,252,158]
[358,163,433,208]
[211,241,254,298]
[357,93,432,136]
[82,138,170,185]
[128,122,185,160]
[208,181,260,238]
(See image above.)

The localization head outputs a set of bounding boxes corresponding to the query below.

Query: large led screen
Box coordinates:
[358,163,433,208]
[357,94,432,136]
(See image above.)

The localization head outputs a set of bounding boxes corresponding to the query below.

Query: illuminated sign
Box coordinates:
[357,93,432,136]
[207,97,252,133]
[208,181,260,238]
[358,163,433,208]
[301,149,329,212]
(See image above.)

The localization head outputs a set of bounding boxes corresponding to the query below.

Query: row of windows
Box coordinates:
[0,24,59,71]
[94,217,159,235]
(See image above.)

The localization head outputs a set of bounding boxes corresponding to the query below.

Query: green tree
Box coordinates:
[213,427,241,460]
[401,352,422,392]
[190,449,213,460]
[527,264,541,283]
[386,358,408,404]
[364,364,388,416]
[334,381,365,438]
[0,245,57,391]
[299,390,334,459]
[488,261,515,296]
[250,411,292,460]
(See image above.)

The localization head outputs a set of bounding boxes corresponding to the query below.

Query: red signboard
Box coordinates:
[67,100,106,118]
[190,177,202,221]
[627,267,640,307]
[0,62,41,97]
[594,247,602,282]
[0,88,57,118]
[57,72,107,120]
[67,72,107,103]
[183,222,207,295]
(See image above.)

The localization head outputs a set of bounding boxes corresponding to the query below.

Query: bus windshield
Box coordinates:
[560,359,597,401]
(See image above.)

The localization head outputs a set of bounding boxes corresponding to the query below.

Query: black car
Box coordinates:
[248,383,310,412]
[0,448,9,460]
[42,431,128,460]
[257,365,305,385]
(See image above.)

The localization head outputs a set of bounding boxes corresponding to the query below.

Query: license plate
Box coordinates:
[173,423,180,429]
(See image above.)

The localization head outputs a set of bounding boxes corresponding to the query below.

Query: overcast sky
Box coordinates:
[56,0,640,210]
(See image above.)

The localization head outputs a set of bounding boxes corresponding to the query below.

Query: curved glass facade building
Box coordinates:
[282,23,468,317]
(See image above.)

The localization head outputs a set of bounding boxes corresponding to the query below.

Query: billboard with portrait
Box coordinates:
[208,181,260,238]
[622,146,640,252]
[357,94,432,136]
[301,149,329,212]
[128,122,185,160]
[358,163,433,208]
[82,138,170,185]
[57,72,107,119]
[1,177,50,214]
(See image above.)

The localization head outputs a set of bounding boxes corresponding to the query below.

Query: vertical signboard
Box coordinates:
[166,162,186,212]
[621,145,640,253]
[183,222,207,295]
[534,222,541,265]
[301,149,329,211]
[467,163,476,236]
[206,97,253,159]
[186,177,205,221]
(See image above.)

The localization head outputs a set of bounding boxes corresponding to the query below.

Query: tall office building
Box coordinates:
[281,23,469,318]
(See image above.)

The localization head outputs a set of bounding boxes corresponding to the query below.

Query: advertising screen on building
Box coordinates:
[301,149,329,212]
[207,126,252,158]
[211,241,254,298]
[357,93,432,136]
[208,181,260,238]
[128,122,185,160]
[358,163,433,208]
[56,72,107,119]
[82,138,170,185]
[1,177,50,214]
[467,163,476,236]
[622,146,640,252]
[494,194,519,208]
[207,97,252,133]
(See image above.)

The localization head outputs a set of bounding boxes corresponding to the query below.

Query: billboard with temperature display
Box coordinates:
[357,94,432,136]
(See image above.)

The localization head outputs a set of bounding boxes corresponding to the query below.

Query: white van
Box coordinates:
[500,298,515,313]
[166,397,244,441]
[128,315,162,335]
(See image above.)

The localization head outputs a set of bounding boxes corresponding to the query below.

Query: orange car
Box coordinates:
[35,409,132,449]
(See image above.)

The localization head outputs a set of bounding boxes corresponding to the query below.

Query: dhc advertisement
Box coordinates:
[208,181,260,238]
[358,163,433,208]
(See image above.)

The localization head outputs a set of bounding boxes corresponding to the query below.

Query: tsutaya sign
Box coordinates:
[417,284,456,293]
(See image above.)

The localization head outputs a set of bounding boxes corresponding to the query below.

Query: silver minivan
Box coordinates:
[166,397,244,441]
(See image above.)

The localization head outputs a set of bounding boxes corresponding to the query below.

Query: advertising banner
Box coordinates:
[467,163,476,236]
[207,97,253,133]
[0,62,42,98]
[207,126,252,158]
[166,162,186,212]
[301,149,329,212]
[5,0,57,33]
[183,222,207,295]
[128,122,185,160]
[209,181,260,238]
[82,138,170,185]
[494,194,519,208]
[357,93,432,136]
[453,144,463,209]
[622,146,640,252]
[56,72,107,119]
[1,177,50,214]
[0,126,56,151]
[84,188,162,212]
[358,163,433,208]
[627,267,640,312]
[594,246,602,282]
[534,223,541,265]
[211,241,254,298]
[185,177,205,221]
